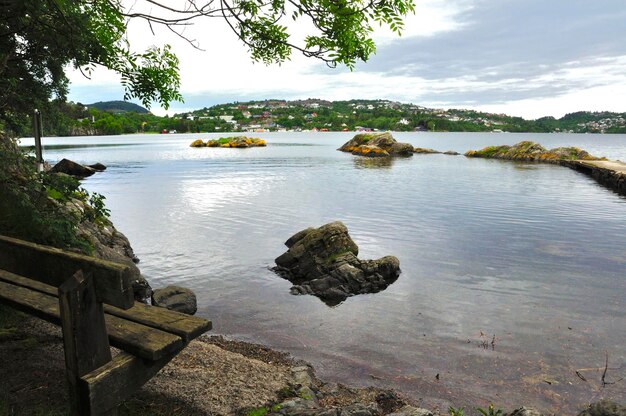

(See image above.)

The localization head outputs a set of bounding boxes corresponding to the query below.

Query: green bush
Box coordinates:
[0,135,109,253]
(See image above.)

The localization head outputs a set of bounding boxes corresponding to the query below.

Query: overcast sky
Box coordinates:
[67,0,626,119]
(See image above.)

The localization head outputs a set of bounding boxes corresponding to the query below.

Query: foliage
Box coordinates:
[448,406,465,416]
[88,101,150,114]
[0,0,418,136]
[0,135,104,253]
[476,404,503,416]
[0,1,182,134]
[245,407,269,416]
[15,98,626,137]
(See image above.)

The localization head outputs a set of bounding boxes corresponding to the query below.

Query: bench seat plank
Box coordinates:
[0,270,212,344]
[0,279,183,360]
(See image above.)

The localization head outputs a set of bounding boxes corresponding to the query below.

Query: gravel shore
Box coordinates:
[0,310,418,415]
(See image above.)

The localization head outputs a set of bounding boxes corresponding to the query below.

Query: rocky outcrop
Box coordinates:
[338,133,413,158]
[464,141,605,163]
[50,158,99,177]
[274,222,400,306]
[190,136,266,148]
[62,197,152,301]
[465,141,626,196]
[152,285,198,315]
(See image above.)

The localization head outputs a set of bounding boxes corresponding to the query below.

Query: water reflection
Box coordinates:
[353,156,394,169]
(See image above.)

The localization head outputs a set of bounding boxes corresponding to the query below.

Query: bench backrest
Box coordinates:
[0,235,134,309]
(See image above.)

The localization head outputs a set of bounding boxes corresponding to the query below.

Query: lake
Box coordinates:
[21,132,626,413]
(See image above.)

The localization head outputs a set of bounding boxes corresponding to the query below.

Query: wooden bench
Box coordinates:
[0,235,212,415]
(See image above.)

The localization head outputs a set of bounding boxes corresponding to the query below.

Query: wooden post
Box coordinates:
[59,270,117,416]
[33,109,44,173]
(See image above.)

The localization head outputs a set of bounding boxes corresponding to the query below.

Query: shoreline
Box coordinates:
[0,311,427,415]
[1,312,623,416]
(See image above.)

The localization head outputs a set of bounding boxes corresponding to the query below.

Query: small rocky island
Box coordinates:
[464,140,605,163]
[338,132,413,157]
[274,221,400,306]
[190,136,266,148]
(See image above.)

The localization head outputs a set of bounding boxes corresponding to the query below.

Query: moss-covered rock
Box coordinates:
[274,222,400,306]
[338,132,413,157]
[189,139,206,147]
[193,136,266,148]
[464,141,605,163]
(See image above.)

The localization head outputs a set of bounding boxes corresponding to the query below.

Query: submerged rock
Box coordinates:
[152,285,198,315]
[338,132,413,158]
[274,221,400,306]
[464,141,605,163]
[87,162,107,171]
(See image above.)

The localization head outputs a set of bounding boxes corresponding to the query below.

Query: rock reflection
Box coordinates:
[353,157,394,169]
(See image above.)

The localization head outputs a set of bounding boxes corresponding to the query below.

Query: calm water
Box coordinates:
[22,132,626,413]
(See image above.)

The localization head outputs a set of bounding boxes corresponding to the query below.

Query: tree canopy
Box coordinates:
[0,0,415,134]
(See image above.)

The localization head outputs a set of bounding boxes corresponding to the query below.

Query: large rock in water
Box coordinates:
[274,222,400,306]
[152,285,198,315]
[50,158,97,177]
[338,132,414,157]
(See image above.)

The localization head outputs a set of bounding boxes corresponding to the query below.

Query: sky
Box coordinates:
[67,0,626,120]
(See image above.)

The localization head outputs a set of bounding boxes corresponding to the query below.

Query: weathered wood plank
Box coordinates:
[0,235,133,309]
[81,352,176,414]
[0,280,183,360]
[104,304,211,344]
[105,313,183,360]
[0,270,212,343]
[59,271,114,416]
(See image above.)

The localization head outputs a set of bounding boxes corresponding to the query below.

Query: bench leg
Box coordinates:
[59,270,117,416]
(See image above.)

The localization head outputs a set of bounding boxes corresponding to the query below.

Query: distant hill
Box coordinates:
[86,100,150,114]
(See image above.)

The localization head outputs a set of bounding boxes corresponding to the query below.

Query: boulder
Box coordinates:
[443,151,460,155]
[152,285,198,315]
[338,133,413,158]
[274,222,400,305]
[577,401,626,416]
[50,158,96,177]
